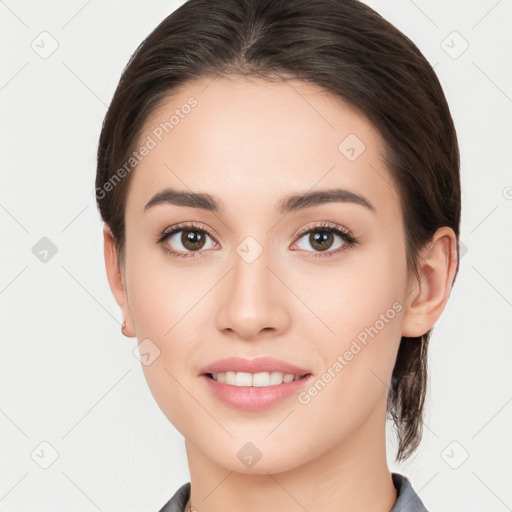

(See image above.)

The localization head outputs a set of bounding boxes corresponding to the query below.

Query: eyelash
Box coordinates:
[156,221,359,260]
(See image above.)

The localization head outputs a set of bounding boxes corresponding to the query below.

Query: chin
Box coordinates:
[202,437,313,476]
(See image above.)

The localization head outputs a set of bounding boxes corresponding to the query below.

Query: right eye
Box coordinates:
[158,222,218,259]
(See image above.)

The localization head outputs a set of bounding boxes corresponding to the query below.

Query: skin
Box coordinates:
[104,76,458,512]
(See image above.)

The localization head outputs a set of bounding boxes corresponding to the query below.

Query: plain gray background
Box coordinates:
[1,0,511,510]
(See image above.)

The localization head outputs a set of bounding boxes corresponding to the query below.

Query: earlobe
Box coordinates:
[401,227,458,338]
[103,225,135,337]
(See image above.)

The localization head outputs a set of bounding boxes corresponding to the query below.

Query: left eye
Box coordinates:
[293,226,352,254]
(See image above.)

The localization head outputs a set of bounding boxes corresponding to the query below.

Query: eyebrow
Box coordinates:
[144,187,376,214]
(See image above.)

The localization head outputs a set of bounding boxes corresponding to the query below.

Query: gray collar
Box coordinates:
[158,472,428,512]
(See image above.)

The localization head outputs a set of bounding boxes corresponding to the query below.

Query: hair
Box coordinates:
[95,0,461,461]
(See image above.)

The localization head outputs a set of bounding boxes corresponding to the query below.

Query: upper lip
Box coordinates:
[199,357,312,377]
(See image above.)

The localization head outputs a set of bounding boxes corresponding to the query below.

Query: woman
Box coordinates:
[95,0,460,510]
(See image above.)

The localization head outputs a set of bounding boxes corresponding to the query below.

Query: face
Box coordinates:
[114,76,415,473]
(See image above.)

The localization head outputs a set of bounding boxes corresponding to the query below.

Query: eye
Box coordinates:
[291,221,358,257]
[157,222,218,259]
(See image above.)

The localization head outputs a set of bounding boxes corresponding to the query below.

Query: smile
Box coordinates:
[207,371,308,386]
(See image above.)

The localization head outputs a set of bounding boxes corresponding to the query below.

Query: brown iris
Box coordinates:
[181,230,207,251]
[309,231,334,252]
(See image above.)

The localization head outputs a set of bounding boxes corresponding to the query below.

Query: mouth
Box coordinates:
[198,356,313,410]
[200,371,314,411]
[203,371,312,387]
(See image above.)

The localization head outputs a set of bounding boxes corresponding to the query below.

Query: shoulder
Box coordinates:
[157,482,190,512]
[391,472,430,512]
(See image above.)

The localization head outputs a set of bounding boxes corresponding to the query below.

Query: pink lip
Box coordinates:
[198,357,312,376]
[198,357,313,412]
[200,374,314,411]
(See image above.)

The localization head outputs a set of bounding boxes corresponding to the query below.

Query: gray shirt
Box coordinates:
[157,472,428,511]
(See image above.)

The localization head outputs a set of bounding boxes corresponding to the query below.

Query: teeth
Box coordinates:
[210,371,304,386]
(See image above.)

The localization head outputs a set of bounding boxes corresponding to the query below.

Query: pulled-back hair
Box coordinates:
[96,0,461,461]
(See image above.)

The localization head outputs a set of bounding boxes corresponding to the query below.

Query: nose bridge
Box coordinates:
[215,235,289,338]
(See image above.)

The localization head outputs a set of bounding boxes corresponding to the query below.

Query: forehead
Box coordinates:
[126,76,400,219]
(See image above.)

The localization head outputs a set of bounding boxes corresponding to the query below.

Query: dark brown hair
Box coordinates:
[96,0,461,461]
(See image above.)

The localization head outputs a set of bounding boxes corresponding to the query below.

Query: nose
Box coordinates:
[215,245,291,340]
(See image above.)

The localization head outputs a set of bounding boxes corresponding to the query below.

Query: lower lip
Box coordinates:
[200,374,313,411]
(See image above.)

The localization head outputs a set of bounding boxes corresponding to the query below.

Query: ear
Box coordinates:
[103,225,135,337]
[401,226,459,338]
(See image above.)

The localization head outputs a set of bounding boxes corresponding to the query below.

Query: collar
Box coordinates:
[157,472,428,512]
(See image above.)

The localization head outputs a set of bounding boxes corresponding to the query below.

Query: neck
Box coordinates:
[184,397,397,512]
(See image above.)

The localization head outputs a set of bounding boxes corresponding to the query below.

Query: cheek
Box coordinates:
[293,291,404,447]
[293,240,407,347]
[125,240,203,337]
